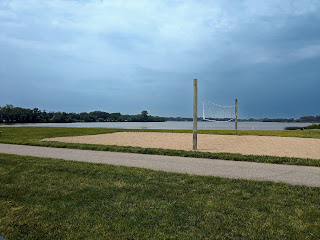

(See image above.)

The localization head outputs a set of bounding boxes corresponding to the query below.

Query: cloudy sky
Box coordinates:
[1,0,320,118]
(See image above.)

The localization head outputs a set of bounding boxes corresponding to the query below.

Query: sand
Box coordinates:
[42,132,320,160]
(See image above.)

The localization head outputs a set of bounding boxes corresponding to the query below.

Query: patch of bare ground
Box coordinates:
[43,132,320,160]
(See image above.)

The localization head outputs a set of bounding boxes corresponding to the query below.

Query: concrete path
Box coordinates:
[0,143,319,187]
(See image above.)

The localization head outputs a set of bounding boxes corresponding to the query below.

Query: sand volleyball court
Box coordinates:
[43,132,320,160]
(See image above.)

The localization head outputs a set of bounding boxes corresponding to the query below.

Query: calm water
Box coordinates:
[1,121,313,130]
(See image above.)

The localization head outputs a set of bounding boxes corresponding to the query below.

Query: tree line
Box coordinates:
[166,116,320,123]
[240,116,320,123]
[1,104,319,124]
[0,105,165,123]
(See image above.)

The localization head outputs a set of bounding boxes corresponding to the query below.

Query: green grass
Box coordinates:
[285,124,320,131]
[0,127,320,167]
[0,126,117,144]
[0,153,319,239]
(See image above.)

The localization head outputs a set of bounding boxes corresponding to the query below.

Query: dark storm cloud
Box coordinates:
[0,0,319,117]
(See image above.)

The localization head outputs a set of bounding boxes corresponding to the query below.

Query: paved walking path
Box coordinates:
[0,143,319,187]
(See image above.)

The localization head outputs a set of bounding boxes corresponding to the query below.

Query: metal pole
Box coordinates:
[202,100,205,120]
[193,79,198,150]
[235,98,238,135]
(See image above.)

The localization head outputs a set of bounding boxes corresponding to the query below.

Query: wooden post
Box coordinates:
[235,98,238,135]
[193,79,197,150]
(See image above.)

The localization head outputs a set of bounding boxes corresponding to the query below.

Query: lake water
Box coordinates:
[1,121,313,130]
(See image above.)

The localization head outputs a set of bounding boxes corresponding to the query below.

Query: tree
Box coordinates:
[141,111,149,121]
[109,113,121,121]
[89,111,110,121]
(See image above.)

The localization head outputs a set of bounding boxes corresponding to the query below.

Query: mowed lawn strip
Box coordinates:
[0,153,319,240]
[0,127,320,167]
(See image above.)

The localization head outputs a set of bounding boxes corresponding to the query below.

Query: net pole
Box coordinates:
[193,79,197,150]
[235,98,238,135]
[202,100,205,120]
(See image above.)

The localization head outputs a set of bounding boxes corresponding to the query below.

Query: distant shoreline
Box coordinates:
[1,120,319,124]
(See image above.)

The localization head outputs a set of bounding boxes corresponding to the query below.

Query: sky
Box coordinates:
[0,0,320,118]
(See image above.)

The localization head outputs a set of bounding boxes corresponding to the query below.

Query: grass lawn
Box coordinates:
[0,153,319,239]
[0,126,320,167]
